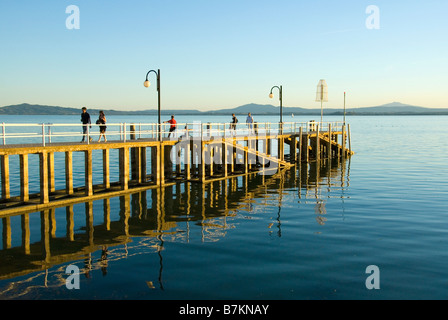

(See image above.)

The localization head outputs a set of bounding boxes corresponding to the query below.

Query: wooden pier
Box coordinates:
[0,121,353,216]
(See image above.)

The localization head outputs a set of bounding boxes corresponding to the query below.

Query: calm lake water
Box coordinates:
[0,114,447,300]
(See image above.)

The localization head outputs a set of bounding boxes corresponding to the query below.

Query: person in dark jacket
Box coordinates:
[80,107,92,142]
[96,110,107,142]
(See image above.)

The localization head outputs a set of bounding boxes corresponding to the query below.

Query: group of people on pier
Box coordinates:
[80,107,256,143]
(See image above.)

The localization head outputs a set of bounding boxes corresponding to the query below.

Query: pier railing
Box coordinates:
[1,121,345,146]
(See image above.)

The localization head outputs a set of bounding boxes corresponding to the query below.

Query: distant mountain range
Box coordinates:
[1,102,447,116]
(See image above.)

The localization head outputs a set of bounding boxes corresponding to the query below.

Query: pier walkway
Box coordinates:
[0,121,353,215]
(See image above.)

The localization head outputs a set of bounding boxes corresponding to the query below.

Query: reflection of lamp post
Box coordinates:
[144,69,161,140]
[269,85,283,124]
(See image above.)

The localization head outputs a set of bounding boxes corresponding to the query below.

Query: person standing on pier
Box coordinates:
[246,112,254,134]
[96,110,107,142]
[80,107,92,142]
[230,113,238,135]
[164,115,177,138]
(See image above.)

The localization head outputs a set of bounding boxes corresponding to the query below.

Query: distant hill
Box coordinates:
[343,102,448,115]
[0,102,447,116]
[0,103,203,116]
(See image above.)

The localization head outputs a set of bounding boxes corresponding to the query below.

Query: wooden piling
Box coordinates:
[48,152,55,193]
[102,149,110,189]
[1,155,10,200]
[85,150,93,196]
[20,154,29,202]
[316,124,320,162]
[39,153,49,204]
[65,151,73,195]
[327,123,332,160]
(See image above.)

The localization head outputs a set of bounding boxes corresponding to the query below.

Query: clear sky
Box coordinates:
[0,0,447,111]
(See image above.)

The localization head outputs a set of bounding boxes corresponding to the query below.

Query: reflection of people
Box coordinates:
[230,113,238,134]
[246,112,254,133]
[99,245,109,276]
[164,115,177,138]
[96,110,107,142]
[80,107,92,142]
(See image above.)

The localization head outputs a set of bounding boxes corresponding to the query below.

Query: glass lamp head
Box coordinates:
[269,93,274,99]
[144,80,150,88]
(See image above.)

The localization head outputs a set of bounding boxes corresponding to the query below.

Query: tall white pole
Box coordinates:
[344,91,346,125]
[320,83,324,124]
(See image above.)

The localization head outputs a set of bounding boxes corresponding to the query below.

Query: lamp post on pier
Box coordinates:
[144,69,161,140]
[269,85,283,124]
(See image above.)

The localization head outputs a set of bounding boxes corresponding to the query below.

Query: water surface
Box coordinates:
[1,115,447,300]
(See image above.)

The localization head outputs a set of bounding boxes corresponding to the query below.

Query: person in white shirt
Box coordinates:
[246,112,254,133]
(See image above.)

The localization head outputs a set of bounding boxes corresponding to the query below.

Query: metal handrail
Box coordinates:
[0,121,346,146]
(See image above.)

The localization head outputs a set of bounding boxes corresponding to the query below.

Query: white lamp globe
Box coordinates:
[269,93,274,99]
[144,80,150,88]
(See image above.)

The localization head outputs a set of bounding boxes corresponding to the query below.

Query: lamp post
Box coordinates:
[269,85,283,124]
[144,69,161,140]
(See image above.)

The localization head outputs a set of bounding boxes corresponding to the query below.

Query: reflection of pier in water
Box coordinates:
[0,158,350,289]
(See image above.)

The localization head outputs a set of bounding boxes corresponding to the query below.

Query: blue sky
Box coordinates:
[0,0,447,111]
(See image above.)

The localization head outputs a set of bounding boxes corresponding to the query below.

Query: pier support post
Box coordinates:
[222,139,228,178]
[164,145,173,180]
[160,144,165,186]
[119,147,129,190]
[348,124,352,157]
[131,147,143,184]
[290,135,297,163]
[1,155,10,200]
[342,125,346,159]
[200,141,206,182]
[103,149,110,189]
[316,124,320,162]
[39,152,49,204]
[190,140,196,177]
[151,146,160,185]
[48,152,55,193]
[141,147,147,183]
[85,150,93,196]
[184,141,191,180]
[327,124,332,160]
[20,154,29,202]
[65,151,73,195]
